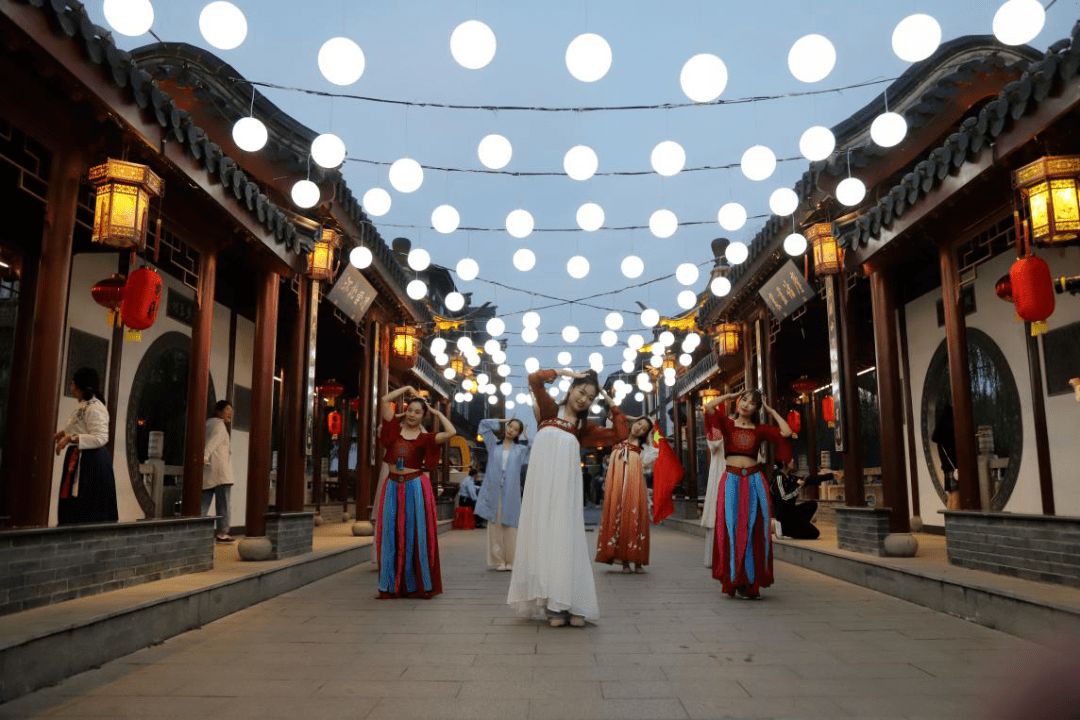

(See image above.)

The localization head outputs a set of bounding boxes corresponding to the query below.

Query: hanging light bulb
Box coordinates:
[103,0,154,36]
[628,334,645,350]
[525,357,540,373]
[680,53,728,102]
[623,348,637,361]
[567,255,590,279]
[605,312,624,330]
[198,2,247,50]
[349,246,372,269]
[310,133,346,169]
[870,112,908,147]
[457,336,474,352]
[562,325,580,342]
[232,117,267,152]
[892,14,941,62]
[836,177,866,206]
[291,180,319,208]
[799,125,835,162]
[677,290,697,309]
[406,279,427,300]
[450,19,496,69]
[431,204,460,234]
[362,187,391,216]
[621,255,644,279]
[522,311,541,328]
[445,291,465,311]
[769,188,799,216]
[318,37,366,86]
[741,145,776,181]
[658,331,675,347]
[565,33,612,82]
[484,338,500,355]
[492,350,507,364]
[486,317,505,337]
[718,202,747,231]
[435,353,450,366]
[601,330,618,347]
[513,248,536,272]
[993,0,1045,46]
[787,33,836,83]
[389,158,423,193]
[649,209,678,238]
[478,134,512,170]
[675,263,699,286]
[710,276,732,297]
[506,209,535,238]
[558,351,573,365]
[576,202,605,231]
[407,248,431,271]
[623,361,635,373]
[651,141,686,177]
[522,327,539,343]
[783,233,808,256]
[431,337,447,355]
[726,241,749,265]
[641,308,660,327]
[589,352,604,369]
[447,370,458,383]
[563,145,599,181]
[456,257,479,281]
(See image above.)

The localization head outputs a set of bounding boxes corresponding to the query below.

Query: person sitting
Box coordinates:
[458,469,484,527]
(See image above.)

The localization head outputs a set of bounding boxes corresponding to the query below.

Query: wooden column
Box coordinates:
[355,320,374,518]
[897,303,921,518]
[685,392,698,498]
[104,253,130,458]
[838,273,865,507]
[869,268,911,533]
[17,151,83,528]
[1025,326,1055,515]
[243,269,279,538]
[312,389,323,513]
[281,277,308,513]
[181,248,217,517]
[672,393,683,460]
[938,243,979,510]
[337,398,350,507]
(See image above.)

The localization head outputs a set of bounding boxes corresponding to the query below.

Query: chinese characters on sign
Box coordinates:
[758,260,815,320]
[326,265,378,323]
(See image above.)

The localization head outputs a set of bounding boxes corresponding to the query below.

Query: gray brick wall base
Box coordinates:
[943,510,1080,588]
[835,507,892,556]
[265,512,314,559]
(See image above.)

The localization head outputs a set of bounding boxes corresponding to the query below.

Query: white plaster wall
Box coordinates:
[902,246,1080,529]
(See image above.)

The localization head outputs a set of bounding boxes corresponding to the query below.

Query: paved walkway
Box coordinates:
[0,525,1047,719]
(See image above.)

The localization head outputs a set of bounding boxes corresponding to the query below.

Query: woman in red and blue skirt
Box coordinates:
[703,389,793,600]
[375,385,456,599]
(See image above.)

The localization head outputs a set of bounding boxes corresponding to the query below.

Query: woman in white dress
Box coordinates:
[701,404,726,567]
[507,369,622,627]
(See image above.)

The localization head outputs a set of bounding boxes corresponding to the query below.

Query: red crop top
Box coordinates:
[379,416,441,471]
[529,370,628,448]
[704,408,792,463]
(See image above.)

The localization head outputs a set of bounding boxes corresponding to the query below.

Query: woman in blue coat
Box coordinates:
[475,417,530,571]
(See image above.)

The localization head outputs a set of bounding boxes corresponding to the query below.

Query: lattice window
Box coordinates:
[0,117,50,203]
[155,223,200,291]
[958,214,1014,275]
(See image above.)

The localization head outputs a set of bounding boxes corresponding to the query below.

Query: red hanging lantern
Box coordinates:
[821,395,836,428]
[327,411,343,437]
[91,274,126,328]
[318,379,345,401]
[791,376,817,401]
[1010,256,1056,335]
[994,274,1013,302]
[349,397,361,412]
[786,408,801,439]
[120,267,162,342]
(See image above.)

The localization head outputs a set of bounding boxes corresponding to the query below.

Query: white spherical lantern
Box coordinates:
[621,255,644,279]
[993,0,1045,46]
[498,366,511,379]
[601,330,618,347]
[623,361,635,373]
[677,290,697,309]
[769,188,799,216]
[463,378,477,392]
[478,134,512,169]
[565,33,612,82]
[486,317,506,337]
[349,246,372,269]
[649,209,678,238]
[103,0,154,36]
[892,14,942,62]
[487,395,498,406]
[710,276,732,297]
[362,187,391,216]
[431,204,460,234]
[870,112,908,148]
[628,334,645,350]
[407,248,431,271]
[651,141,686,177]
[680,53,728,102]
[675,263,699,286]
[567,255,590,279]
[679,353,692,367]
[318,37,366,86]
[232,117,267,152]
[783,233,808,256]
[549,387,561,398]
[640,308,660,328]
[435,353,449,366]
[634,391,644,402]
[562,325,580,343]
[605,312,624,330]
[650,354,663,369]
[525,357,540,373]
[658,331,675,347]
[576,202,605,231]
[718,202,747,231]
[500,381,513,394]
[199,2,247,50]
[450,20,496,69]
[799,125,835,162]
[505,400,516,409]
[623,348,636,361]
[492,350,507,364]
[563,145,599,181]
[521,327,539,343]
[787,33,836,83]
[445,292,465,311]
[311,133,346,169]
[522,311,541,328]
[558,351,572,365]
[431,337,447,355]
[741,145,776,181]
[836,177,866,206]
[484,338,501,355]
[506,209,534,238]
[664,376,676,387]
[726,241,749,265]
[445,369,457,381]
[456,257,479,281]
[457,336,474,351]
[389,158,423,193]
[406,279,427,300]
[683,332,701,350]
[464,392,474,401]
[291,180,319,208]
[513,248,536,272]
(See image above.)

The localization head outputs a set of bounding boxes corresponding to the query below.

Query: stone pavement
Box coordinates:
[0,525,1049,719]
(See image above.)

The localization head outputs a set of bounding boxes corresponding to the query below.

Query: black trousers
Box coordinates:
[775,500,819,540]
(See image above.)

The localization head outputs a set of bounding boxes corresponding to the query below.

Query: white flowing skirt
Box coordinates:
[507,426,599,621]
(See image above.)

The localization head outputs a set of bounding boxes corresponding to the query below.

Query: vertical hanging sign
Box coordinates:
[369,321,381,466]
[304,279,320,458]
[824,275,846,451]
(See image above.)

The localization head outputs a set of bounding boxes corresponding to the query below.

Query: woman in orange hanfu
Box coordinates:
[594,415,653,574]
[704,389,792,599]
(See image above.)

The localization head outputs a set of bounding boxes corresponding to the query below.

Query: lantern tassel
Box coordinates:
[1030,320,1049,337]
[125,328,142,342]
[791,432,798,439]
[107,309,118,328]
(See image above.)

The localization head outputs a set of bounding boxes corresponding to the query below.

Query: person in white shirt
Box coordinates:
[203,400,234,542]
[54,367,118,524]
